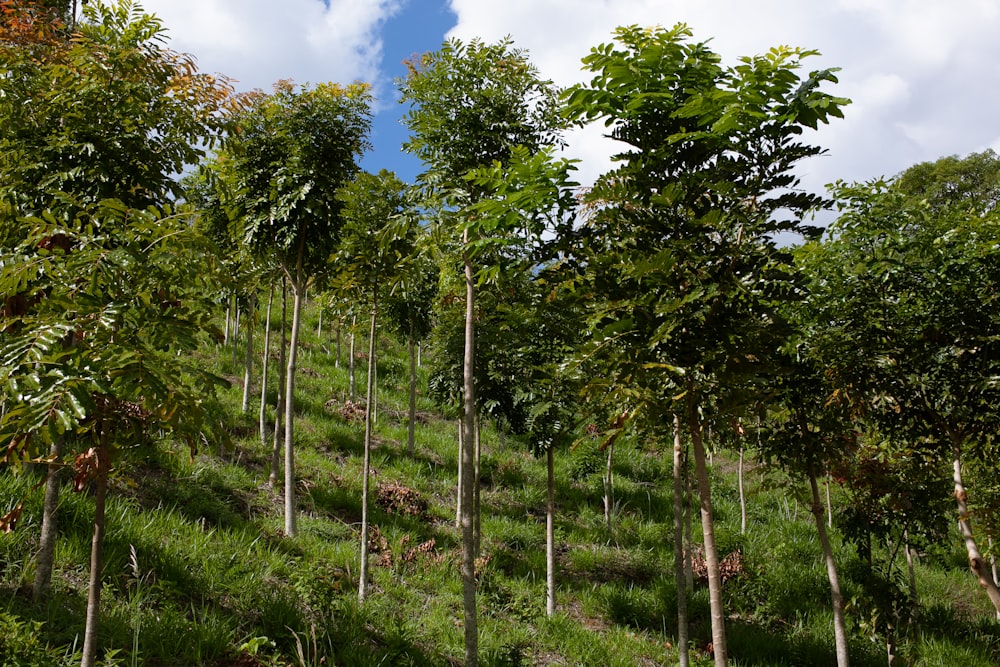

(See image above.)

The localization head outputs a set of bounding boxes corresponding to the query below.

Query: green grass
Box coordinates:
[2,303,999,665]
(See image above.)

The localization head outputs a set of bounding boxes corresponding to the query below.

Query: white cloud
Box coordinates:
[142,0,401,92]
[445,0,1000,190]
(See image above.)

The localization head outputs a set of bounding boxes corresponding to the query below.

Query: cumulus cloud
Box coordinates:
[142,0,401,93]
[446,0,1000,189]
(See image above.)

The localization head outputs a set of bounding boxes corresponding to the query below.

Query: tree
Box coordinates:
[219,80,372,537]
[801,173,1000,618]
[332,169,411,602]
[0,4,232,655]
[561,25,848,665]
[399,37,565,666]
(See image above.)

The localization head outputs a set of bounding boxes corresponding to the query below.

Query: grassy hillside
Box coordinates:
[2,301,999,666]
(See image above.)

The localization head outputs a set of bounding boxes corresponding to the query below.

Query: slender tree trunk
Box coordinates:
[738,445,747,535]
[546,445,556,617]
[270,279,287,490]
[673,415,690,667]
[417,341,422,368]
[33,437,63,603]
[335,317,342,369]
[349,315,357,399]
[905,530,919,611]
[81,429,111,667]
[684,444,694,593]
[456,419,463,530]
[372,346,378,425]
[952,442,1000,614]
[224,296,231,347]
[688,408,727,667]
[408,323,417,457]
[474,413,481,558]
[604,439,614,533]
[232,300,240,368]
[259,286,273,451]
[808,468,850,667]
[359,299,378,603]
[284,242,306,538]
[241,292,256,413]
[460,250,479,667]
[317,307,323,340]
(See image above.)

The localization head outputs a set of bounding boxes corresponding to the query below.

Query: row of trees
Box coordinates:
[4,3,1000,666]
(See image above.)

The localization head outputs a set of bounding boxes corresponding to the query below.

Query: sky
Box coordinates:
[139,0,1000,206]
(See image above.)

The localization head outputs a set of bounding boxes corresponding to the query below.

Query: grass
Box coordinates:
[2,302,1000,665]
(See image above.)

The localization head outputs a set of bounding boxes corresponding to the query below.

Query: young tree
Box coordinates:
[562,25,848,665]
[399,38,565,666]
[220,80,372,537]
[0,0,232,640]
[331,169,410,602]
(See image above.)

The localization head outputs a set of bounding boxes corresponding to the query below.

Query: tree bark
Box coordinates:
[259,286,273,452]
[349,315,357,400]
[407,320,417,457]
[359,299,378,603]
[231,299,240,368]
[33,437,63,603]
[546,446,556,617]
[81,430,111,667]
[673,415,690,667]
[808,468,850,667]
[335,317,341,369]
[952,442,1000,615]
[604,438,614,534]
[738,445,747,535]
[283,241,305,538]
[456,419,463,530]
[460,250,479,667]
[270,279,287,490]
[688,408,727,667]
[474,413,481,558]
[241,292,256,413]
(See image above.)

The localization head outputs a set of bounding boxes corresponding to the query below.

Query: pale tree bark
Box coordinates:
[546,446,556,617]
[474,413,481,558]
[241,292,256,413]
[259,286,273,451]
[456,419,463,530]
[808,467,850,667]
[349,315,357,399]
[688,409,727,667]
[223,296,231,347]
[231,300,240,367]
[283,240,306,538]
[951,441,1000,615]
[673,415,690,667]
[33,437,63,603]
[684,447,694,593]
[604,438,614,533]
[738,444,747,535]
[407,320,417,456]
[81,429,111,667]
[335,317,342,369]
[358,299,378,603]
[826,480,833,529]
[270,279,287,490]
[460,249,479,667]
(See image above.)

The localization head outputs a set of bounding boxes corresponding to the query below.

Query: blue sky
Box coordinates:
[141,0,1000,205]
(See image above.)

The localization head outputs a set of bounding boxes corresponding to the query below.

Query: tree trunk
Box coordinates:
[952,442,1000,615]
[673,415,690,667]
[456,419,463,530]
[808,468,850,667]
[33,437,63,603]
[232,299,240,368]
[738,445,747,535]
[335,318,341,369]
[259,286,273,452]
[359,299,378,603]
[408,322,417,457]
[688,408,727,667]
[241,292,256,413]
[270,279,287,490]
[474,413,481,558]
[684,444,694,593]
[546,445,556,617]
[373,346,378,425]
[349,315,357,400]
[81,430,111,667]
[224,296,231,347]
[283,242,305,538]
[826,480,833,529]
[604,438,614,534]
[460,250,479,667]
